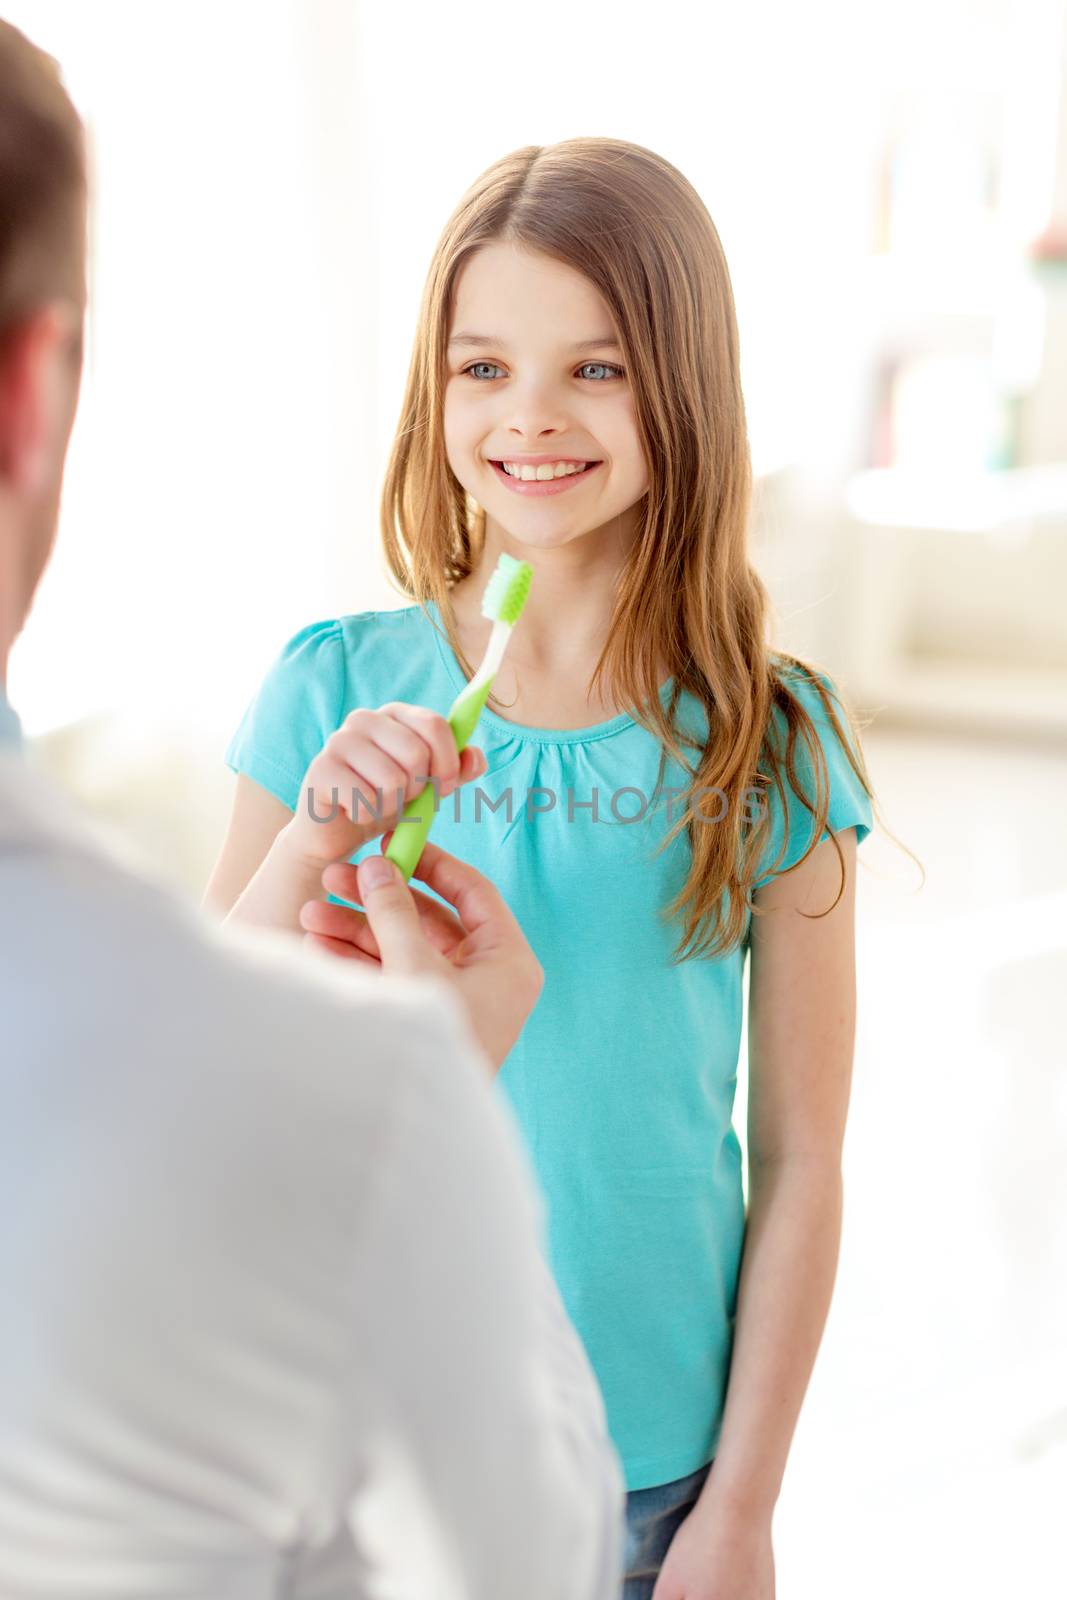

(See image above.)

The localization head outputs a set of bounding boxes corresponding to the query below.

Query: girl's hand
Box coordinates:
[650,1490,775,1600]
[278,703,486,868]
[298,833,544,1074]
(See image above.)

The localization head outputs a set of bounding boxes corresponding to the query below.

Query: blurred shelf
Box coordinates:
[860,657,1067,741]
[846,465,1067,533]
[860,249,1019,319]
[842,467,1067,744]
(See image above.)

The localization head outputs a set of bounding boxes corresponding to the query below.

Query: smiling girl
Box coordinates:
[205,137,896,1599]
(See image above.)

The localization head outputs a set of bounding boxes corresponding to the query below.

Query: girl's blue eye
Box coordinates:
[577,362,625,381]
[461,361,625,382]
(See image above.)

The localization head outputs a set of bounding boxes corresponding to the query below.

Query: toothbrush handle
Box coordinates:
[384,676,494,883]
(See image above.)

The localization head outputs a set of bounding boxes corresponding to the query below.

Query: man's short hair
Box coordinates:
[0,17,86,335]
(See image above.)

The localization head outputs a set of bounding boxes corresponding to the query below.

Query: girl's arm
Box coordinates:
[203,710,485,932]
[699,826,860,1520]
[202,774,320,933]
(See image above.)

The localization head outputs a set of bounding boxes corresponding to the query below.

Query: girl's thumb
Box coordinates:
[357,853,427,975]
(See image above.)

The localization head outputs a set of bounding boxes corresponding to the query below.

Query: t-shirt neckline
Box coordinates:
[423,599,675,746]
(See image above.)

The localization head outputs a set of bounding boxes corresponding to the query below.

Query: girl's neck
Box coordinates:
[454,504,651,671]
[448,565,618,677]
[444,575,670,722]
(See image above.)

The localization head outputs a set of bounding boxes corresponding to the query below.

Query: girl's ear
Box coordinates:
[0,299,83,492]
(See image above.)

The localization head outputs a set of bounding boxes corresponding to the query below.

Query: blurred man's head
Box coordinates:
[0,17,86,687]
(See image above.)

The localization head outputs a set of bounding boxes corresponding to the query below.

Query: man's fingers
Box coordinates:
[405,837,519,944]
[300,898,381,961]
[308,816,511,980]
[320,859,464,953]
[301,930,381,968]
[302,892,457,965]
[354,855,435,976]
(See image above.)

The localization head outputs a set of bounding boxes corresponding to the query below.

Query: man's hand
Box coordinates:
[298,831,543,1075]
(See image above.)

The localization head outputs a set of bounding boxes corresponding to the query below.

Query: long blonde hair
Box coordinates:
[381,136,915,963]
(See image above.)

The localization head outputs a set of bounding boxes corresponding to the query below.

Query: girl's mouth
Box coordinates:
[488,459,602,497]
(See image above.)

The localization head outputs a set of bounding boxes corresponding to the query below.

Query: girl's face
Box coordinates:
[443,242,648,554]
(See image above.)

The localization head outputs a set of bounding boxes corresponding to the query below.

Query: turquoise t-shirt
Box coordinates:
[224,600,873,1492]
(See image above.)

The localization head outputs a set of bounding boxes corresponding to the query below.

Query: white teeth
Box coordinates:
[501,460,590,481]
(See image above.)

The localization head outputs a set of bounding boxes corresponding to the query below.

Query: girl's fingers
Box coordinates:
[378,704,463,793]
[326,741,419,829]
[318,739,483,836]
[457,745,485,781]
[376,707,486,794]
[333,705,480,809]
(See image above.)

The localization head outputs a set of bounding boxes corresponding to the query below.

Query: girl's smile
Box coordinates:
[488,457,603,497]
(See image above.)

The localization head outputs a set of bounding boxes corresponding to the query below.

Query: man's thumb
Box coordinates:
[357,854,428,975]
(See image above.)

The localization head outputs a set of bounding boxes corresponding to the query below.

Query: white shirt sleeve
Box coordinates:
[334,978,626,1600]
[0,758,625,1600]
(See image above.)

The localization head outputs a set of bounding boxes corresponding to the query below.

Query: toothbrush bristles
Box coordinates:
[480,553,533,627]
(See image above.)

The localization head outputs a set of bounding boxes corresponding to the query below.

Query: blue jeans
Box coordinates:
[622,1460,713,1598]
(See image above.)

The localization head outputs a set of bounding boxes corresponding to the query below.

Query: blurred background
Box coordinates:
[4,0,1066,1594]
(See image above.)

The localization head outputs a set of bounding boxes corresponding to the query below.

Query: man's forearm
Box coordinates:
[701,1154,844,1516]
[225,827,327,935]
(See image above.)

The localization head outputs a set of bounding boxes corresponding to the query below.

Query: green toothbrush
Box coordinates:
[384,553,534,883]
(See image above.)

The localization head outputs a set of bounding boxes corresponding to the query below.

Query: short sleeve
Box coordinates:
[753,666,873,892]
[224,619,347,811]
